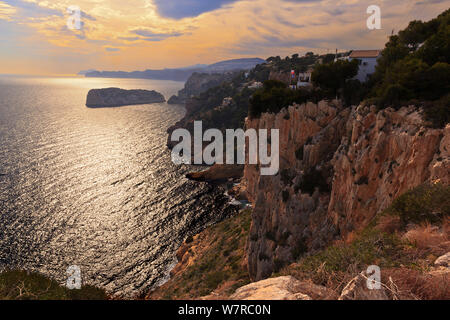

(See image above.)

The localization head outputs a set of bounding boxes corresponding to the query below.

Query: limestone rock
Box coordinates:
[429,124,450,185]
[339,272,389,300]
[244,102,448,281]
[290,280,338,300]
[434,252,450,268]
[230,276,312,300]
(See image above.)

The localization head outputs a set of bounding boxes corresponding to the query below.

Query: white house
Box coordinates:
[297,68,314,87]
[347,50,382,82]
[248,81,263,89]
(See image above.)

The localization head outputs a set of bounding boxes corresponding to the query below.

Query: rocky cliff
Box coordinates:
[168,72,239,105]
[244,101,449,281]
[86,88,165,108]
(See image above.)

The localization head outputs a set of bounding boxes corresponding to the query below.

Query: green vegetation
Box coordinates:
[249,80,326,118]
[153,209,252,299]
[294,167,330,196]
[0,270,107,300]
[380,183,450,226]
[295,146,304,161]
[292,229,403,276]
[368,9,450,127]
[290,238,308,261]
[311,59,360,96]
[266,52,347,73]
[282,190,290,203]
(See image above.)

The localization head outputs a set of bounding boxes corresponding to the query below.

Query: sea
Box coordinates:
[0,75,237,297]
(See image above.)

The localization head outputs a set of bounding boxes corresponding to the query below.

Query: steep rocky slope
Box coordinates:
[244,101,449,281]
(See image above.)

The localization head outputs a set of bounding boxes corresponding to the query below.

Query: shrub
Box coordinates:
[249,80,328,118]
[294,228,402,274]
[423,94,450,128]
[343,79,368,107]
[291,238,308,260]
[379,84,411,108]
[355,176,369,185]
[295,146,304,161]
[311,59,359,96]
[280,169,293,186]
[273,259,287,273]
[295,168,330,196]
[383,183,450,225]
[0,271,107,300]
[367,9,450,127]
[282,190,290,203]
[205,272,226,290]
[185,235,194,244]
[278,231,291,247]
[265,231,276,242]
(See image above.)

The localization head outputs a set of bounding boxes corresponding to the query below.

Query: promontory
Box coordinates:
[86,88,165,108]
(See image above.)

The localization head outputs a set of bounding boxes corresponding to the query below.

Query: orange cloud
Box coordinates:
[1,0,448,75]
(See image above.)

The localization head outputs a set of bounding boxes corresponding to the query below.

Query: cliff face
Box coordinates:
[244,101,449,281]
[328,106,447,235]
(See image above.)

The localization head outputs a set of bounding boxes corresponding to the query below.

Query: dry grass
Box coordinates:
[280,262,358,298]
[403,223,450,256]
[444,216,450,235]
[383,268,450,300]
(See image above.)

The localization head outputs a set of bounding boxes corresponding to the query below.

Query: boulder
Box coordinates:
[434,252,450,268]
[339,272,389,300]
[230,276,312,300]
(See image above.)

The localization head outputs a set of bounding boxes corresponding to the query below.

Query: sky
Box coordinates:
[0,0,448,75]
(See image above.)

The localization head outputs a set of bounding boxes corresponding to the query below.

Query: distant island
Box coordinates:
[86,88,165,108]
[81,58,265,82]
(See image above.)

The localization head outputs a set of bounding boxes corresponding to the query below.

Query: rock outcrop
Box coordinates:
[230,276,312,300]
[435,252,450,268]
[339,271,389,300]
[244,102,449,281]
[168,72,239,105]
[230,276,338,300]
[167,95,185,105]
[328,106,445,236]
[186,164,243,183]
[86,88,165,108]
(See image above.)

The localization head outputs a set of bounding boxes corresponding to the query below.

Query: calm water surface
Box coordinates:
[0,76,236,297]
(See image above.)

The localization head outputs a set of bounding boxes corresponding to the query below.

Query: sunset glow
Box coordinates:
[1,0,448,75]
